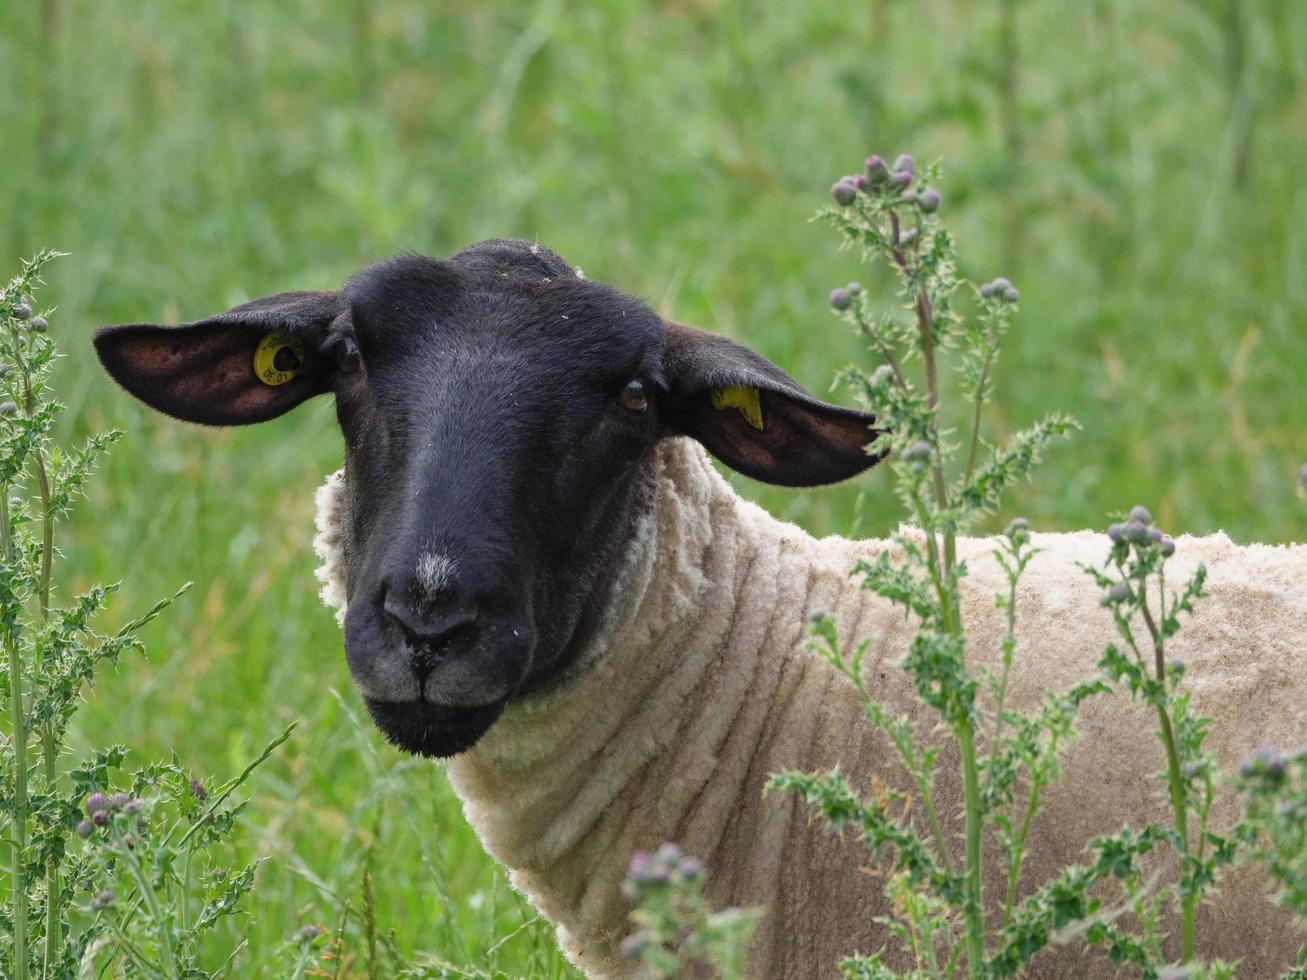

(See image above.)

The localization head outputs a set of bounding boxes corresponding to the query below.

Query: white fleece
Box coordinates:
[314,437,1306,978]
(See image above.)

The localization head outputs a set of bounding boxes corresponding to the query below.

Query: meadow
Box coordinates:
[1,0,1304,974]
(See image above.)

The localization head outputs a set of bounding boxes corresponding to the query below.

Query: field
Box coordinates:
[1,0,1304,974]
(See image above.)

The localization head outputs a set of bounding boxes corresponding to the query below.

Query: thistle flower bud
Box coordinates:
[1298,464,1307,491]
[90,890,115,911]
[0,364,9,378]
[1240,746,1286,780]
[0,401,18,416]
[295,924,324,943]
[902,441,931,471]
[1003,287,1020,304]
[1105,583,1130,605]
[12,301,31,321]
[1005,517,1030,541]
[28,316,47,333]
[1129,505,1153,525]
[864,155,890,183]
[917,188,941,213]
[92,810,109,826]
[77,819,95,838]
[86,793,109,816]
[892,153,915,176]
[888,170,912,190]
[850,174,870,192]
[829,287,853,311]
[189,777,208,800]
[108,792,130,811]
[1148,527,1163,545]
[124,798,142,814]
[830,180,857,207]
[620,931,650,959]
[980,276,1013,299]
[900,189,918,204]
[870,364,895,388]
[1160,537,1176,557]
[1171,660,1186,676]
[1106,523,1125,544]
[1124,519,1150,544]
[846,282,862,295]
[654,842,684,868]
[678,856,703,879]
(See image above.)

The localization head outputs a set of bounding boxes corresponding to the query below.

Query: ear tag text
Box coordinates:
[253,331,305,386]
[710,386,764,430]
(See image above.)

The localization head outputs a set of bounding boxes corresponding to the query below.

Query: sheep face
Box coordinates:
[93,239,880,757]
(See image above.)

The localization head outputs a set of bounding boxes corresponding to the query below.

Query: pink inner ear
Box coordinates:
[99,321,330,426]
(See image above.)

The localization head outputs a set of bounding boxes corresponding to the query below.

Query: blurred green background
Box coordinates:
[1,0,1304,974]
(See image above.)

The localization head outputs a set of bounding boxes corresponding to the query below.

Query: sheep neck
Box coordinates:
[440,436,890,975]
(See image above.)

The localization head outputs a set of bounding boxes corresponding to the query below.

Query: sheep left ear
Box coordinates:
[660,321,882,487]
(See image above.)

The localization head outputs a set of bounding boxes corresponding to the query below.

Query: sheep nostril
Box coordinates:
[381,593,479,678]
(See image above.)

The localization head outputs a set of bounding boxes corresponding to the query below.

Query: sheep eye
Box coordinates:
[619,377,649,413]
[335,337,362,375]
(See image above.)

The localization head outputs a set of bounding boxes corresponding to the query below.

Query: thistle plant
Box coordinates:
[620,843,759,980]
[0,254,287,978]
[764,155,1307,977]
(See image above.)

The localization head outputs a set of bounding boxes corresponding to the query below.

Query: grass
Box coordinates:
[0,0,1304,973]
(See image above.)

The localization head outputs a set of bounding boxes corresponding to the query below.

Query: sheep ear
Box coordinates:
[94,291,341,426]
[660,321,882,487]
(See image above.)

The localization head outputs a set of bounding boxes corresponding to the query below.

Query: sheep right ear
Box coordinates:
[660,321,883,487]
[94,291,342,426]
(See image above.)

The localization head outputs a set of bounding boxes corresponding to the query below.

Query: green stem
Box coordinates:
[19,347,60,978]
[112,822,178,978]
[963,346,996,484]
[4,486,29,980]
[957,720,986,977]
[1138,580,1194,962]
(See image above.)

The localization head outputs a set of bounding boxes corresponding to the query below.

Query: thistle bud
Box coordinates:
[108,792,130,811]
[296,924,324,943]
[1129,505,1153,525]
[1106,523,1125,544]
[864,155,890,183]
[870,364,895,388]
[0,364,9,378]
[189,777,208,801]
[830,180,857,207]
[654,842,684,869]
[1003,287,1020,304]
[86,793,109,816]
[1124,519,1150,544]
[90,890,115,911]
[12,302,31,321]
[1240,746,1286,780]
[76,819,95,838]
[902,441,931,470]
[850,174,870,192]
[900,189,918,204]
[1148,527,1164,545]
[92,810,109,826]
[1160,537,1176,557]
[1005,516,1030,541]
[888,170,912,190]
[846,282,862,295]
[917,188,941,213]
[1298,464,1307,491]
[1106,584,1130,605]
[829,287,853,311]
[892,153,915,176]
[620,932,650,959]
[28,316,47,333]
[678,856,702,879]
[0,401,18,416]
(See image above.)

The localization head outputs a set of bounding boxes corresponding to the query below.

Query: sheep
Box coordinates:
[94,239,1306,978]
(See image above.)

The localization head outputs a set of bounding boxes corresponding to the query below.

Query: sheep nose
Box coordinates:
[381,592,479,680]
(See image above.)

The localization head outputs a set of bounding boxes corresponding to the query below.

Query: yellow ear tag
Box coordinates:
[710,386,764,430]
[253,331,305,386]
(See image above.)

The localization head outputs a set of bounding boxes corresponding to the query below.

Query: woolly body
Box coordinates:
[315,437,1305,978]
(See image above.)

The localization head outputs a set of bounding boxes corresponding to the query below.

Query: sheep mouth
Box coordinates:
[363,698,507,758]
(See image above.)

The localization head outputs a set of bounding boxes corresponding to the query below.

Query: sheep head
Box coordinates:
[93,239,882,757]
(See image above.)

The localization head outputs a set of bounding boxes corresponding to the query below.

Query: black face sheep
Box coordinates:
[94,239,1306,978]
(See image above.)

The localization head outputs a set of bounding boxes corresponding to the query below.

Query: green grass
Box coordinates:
[1,0,1304,973]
